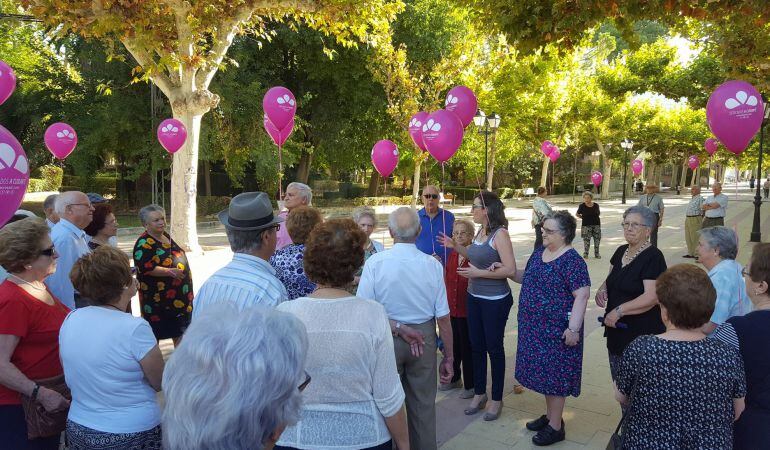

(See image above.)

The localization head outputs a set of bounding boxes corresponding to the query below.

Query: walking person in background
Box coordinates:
[532,187,552,251]
[576,191,601,259]
[636,185,664,247]
[683,185,704,258]
[763,179,769,199]
[702,182,728,228]
[416,185,454,266]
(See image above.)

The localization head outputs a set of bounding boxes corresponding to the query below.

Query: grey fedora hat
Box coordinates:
[218,192,284,231]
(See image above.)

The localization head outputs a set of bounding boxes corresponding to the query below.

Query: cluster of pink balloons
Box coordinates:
[591,171,603,187]
[541,140,560,162]
[706,80,765,155]
[263,86,296,148]
[0,60,30,227]
[631,159,644,177]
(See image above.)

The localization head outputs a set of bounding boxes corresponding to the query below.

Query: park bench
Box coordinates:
[439,192,454,205]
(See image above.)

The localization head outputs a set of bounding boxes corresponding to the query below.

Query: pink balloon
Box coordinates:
[408,111,429,151]
[541,140,555,156]
[263,86,296,131]
[688,155,700,170]
[444,86,478,128]
[631,159,644,176]
[263,114,293,147]
[548,147,561,162]
[44,122,77,160]
[157,118,188,154]
[704,138,719,156]
[591,171,603,187]
[0,125,30,227]
[371,139,399,178]
[706,80,764,155]
[0,60,16,106]
[422,110,464,164]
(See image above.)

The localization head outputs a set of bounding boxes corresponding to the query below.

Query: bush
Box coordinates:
[38,165,63,191]
[61,175,116,196]
[197,196,231,216]
[498,187,517,199]
[27,178,48,193]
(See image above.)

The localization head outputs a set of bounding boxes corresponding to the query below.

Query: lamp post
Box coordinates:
[473,110,501,190]
[750,95,770,242]
[620,139,634,204]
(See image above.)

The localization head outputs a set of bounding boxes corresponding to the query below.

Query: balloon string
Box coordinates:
[441,162,447,266]
[278,144,283,201]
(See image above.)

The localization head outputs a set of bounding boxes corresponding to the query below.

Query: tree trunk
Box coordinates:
[169,110,203,253]
[203,159,212,197]
[594,138,611,200]
[646,161,657,185]
[485,132,498,191]
[411,158,423,209]
[539,156,549,189]
[296,150,312,184]
[367,171,380,196]
[679,161,688,188]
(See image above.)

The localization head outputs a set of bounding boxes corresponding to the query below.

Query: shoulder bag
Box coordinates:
[20,374,71,439]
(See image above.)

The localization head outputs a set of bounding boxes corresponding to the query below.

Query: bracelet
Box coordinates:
[615,305,624,318]
[31,384,40,400]
[567,327,580,334]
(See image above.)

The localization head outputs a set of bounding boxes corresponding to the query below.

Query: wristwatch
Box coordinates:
[615,305,624,318]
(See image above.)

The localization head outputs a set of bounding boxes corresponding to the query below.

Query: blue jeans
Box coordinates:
[467,292,513,401]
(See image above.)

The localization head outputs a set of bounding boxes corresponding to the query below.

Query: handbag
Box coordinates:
[20,374,71,439]
[606,357,643,450]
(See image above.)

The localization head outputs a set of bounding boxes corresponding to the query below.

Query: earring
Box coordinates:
[25,265,32,270]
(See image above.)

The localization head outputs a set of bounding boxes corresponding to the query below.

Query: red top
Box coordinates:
[0,280,70,405]
[445,251,470,318]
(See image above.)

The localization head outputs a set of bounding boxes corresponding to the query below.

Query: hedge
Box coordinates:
[38,165,63,191]
[197,196,231,216]
[27,178,48,192]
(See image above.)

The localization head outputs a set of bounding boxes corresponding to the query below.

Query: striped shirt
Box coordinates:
[192,253,288,320]
[712,322,740,349]
[685,195,704,217]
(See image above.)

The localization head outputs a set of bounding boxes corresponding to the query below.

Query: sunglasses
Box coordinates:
[298,371,311,392]
[39,246,56,257]
[423,194,438,199]
[273,224,281,231]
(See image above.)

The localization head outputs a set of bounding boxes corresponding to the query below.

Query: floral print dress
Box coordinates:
[133,232,193,340]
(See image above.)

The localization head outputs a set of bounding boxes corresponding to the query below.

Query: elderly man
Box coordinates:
[683,186,704,258]
[43,193,59,229]
[276,182,312,250]
[702,182,728,228]
[416,185,454,265]
[45,191,94,309]
[637,184,664,247]
[357,207,453,450]
[193,192,287,320]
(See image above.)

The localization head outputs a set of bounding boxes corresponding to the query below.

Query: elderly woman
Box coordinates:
[275,219,408,450]
[508,211,590,446]
[163,304,308,450]
[532,186,552,250]
[270,206,323,300]
[614,264,745,449]
[697,226,752,335]
[439,191,516,421]
[440,219,475,397]
[350,207,385,289]
[575,191,601,259]
[133,205,193,346]
[0,218,70,449]
[713,243,770,448]
[595,205,667,380]
[83,203,118,250]
[61,246,164,448]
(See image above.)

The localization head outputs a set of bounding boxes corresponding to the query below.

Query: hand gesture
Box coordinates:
[487,262,503,271]
[562,329,580,346]
[595,289,608,308]
[37,386,70,413]
[437,232,455,249]
[439,357,454,384]
[167,268,184,279]
[398,325,425,358]
[457,263,484,279]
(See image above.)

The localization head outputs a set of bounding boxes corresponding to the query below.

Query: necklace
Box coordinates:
[623,242,649,266]
[8,274,47,291]
[101,303,125,312]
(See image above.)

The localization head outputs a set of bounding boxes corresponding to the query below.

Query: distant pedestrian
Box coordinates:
[763,179,769,199]
[683,186,704,258]
[532,187,552,250]
[636,185,664,247]
[702,182,728,228]
[576,192,601,259]
[750,176,756,190]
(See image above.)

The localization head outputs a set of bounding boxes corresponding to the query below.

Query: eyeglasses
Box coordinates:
[39,246,56,257]
[298,371,311,392]
[68,202,93,209]
[541,227,558,235]
[452,230,471,236]
[741,267,751,278]
[621,222,646,230]
[423,194,438,199]
[272,224,281,232]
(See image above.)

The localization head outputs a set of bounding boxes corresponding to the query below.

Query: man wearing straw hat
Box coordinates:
[193,192,288,319]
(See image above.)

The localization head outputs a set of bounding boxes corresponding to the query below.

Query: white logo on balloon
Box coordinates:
[409,118,422,128]
[422,119,442,133]
[725,91,758,110]
[0,143,28,174]
[161,125,179,133]
[445,94,459,106]
[56,130,75,140]
[277,95,295,107]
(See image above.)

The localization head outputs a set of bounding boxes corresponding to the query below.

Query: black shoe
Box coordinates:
[532,423,565,446]
[525,415,549,431]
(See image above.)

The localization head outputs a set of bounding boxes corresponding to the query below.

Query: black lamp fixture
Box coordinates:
[620,139,634,204]
[750,94,770,242]
[473,110,501,190]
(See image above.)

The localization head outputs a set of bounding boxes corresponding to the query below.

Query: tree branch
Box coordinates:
[197,6,253,90]
[122,38,177,99]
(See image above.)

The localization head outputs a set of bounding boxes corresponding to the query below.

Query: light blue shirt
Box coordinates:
[0,266,7,283]
[192,253,288,320]
[357,243,450,324]
[704,193,728,218]
[708,259,752,326]
[45,219,91,309]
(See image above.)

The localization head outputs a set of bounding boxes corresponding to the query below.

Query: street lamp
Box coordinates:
[750,94,770,242]
[473,109,501,190]
[620,139,634,204]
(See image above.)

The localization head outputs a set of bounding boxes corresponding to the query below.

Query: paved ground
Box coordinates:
[116,183,770,449]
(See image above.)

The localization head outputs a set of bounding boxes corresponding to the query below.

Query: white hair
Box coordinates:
[162,304,308,450]
[352,206,377,227]
[698,226,738,260]
[54,191,85,215]
[287,182,312,205]
[43,194,59,211]
[138,204,166,226]
[388,207,420,241]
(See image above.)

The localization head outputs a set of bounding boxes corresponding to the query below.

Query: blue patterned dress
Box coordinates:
[515,247,590,397]
[269,244,316,300]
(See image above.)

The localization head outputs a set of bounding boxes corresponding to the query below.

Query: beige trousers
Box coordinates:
[685,216,702,256]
